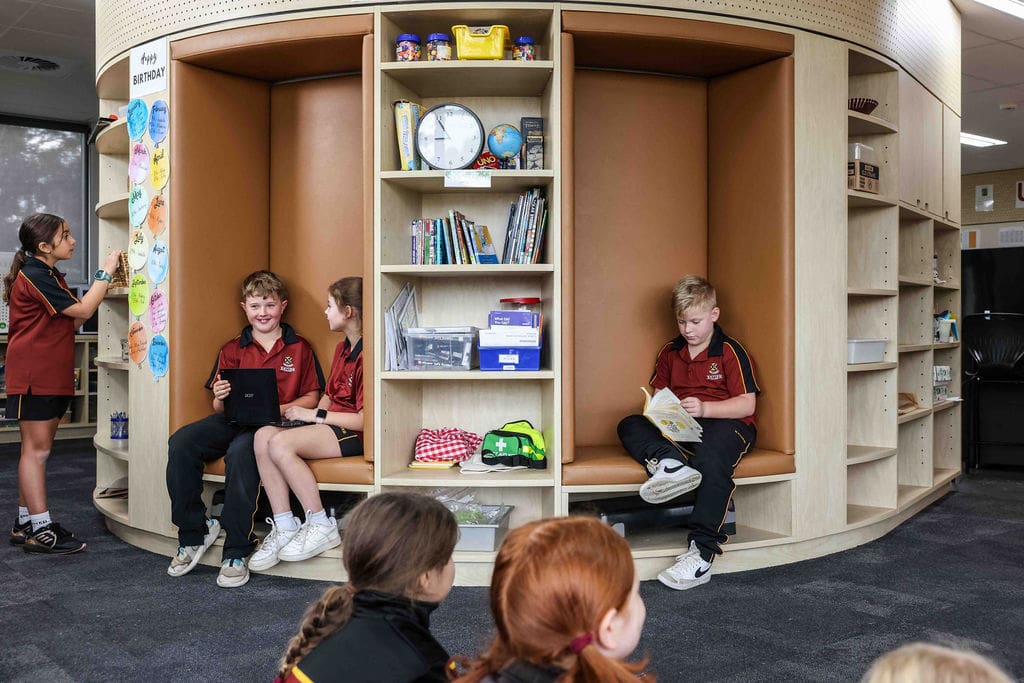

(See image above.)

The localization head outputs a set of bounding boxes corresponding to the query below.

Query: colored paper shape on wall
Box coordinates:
[128,142,150,185]
[975,184,994,212]
[149,100,169,144]
[148,194,167,235]
[150,146,169,190]
[128,321,149,365]
[129,274,150,317]
[128,229,149,271]
[148,239,168,284]
[128,185,149,227]
[1017,181,1024,209]
[149,290,168,333]
[127,98,148,141]
[148,334,169,379]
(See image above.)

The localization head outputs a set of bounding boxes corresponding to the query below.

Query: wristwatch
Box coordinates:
[94,269,113,283]
[315,408,328,424]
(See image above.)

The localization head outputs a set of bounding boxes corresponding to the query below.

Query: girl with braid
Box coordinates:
[453,516,651,683]
[276,493,458,683]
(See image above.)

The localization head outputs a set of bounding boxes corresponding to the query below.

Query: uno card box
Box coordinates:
[848,160,880,193]
[478,345,541,371]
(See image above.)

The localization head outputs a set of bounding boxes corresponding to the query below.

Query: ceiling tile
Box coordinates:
[39,0,96,10]
[0,1,33,28]
[962,42,1024,85]
[0,27,92,62]
[16,5,93,40]
[963,73,999,93]
[962,29,1000,48]
[959,2,1024,41]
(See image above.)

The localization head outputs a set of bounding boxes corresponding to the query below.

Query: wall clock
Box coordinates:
[415,102,485,170]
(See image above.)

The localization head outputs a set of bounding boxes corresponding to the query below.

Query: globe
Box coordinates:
[487,124,523,160]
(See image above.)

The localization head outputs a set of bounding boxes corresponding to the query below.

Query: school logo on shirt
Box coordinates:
[707,361,723,381]
[280,355,296,373]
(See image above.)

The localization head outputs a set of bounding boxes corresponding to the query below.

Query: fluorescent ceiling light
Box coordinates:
[973,0,1024,20]
[961,131,1008,147]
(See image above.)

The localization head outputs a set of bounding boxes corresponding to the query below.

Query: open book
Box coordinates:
[642,387,704,443]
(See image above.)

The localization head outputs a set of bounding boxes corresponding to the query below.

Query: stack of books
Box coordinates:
[411,210,498,265]
[501,188,547,264]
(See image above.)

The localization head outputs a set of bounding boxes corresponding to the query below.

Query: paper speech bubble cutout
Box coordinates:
[147,194,167,236]
[149,146,169,190]
[128,321,149,365]
[149,100,169,145]
[127,98,148,141]
[128,142,150,185]
[148,334,169,378]
[128,229,149,271]
[148,239,168,284]
[149,290,168,333]
[128,184,149,227]
[128,274,150,317]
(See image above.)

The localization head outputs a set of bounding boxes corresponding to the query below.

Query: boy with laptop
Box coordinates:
[165,271,324,588]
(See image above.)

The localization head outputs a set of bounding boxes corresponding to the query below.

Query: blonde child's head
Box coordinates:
[455,516,651,683]
[672,274,717,319]
[278,493,458,680]
[240,270,289,303]
[861,642,1013,683]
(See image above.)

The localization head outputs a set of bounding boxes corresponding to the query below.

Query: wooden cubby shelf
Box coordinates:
[847,504,893,528]
[848,362,898,372]
[848,288,897,297]
[382,370,554,380]
[848,111,898,136]
[94,357,130,371]
[897,406,931,424]
[106,287,129,298]
[94,118,128,155]
[381,470,555,487]
[848,190,898,208]
[847,445,897,465]
[94,434,130,461]
[380,61,555,97]
[381,264,554,277]
[93,494,129,525]
[897,484,930,508]
[380,170,555,192]
[95,193,129,219]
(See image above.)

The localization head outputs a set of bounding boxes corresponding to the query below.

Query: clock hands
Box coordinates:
[435,117,448,141]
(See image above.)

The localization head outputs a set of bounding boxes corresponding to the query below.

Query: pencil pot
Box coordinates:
[111,414,129,440]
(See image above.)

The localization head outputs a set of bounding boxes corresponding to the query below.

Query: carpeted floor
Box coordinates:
[1,439,1022,682]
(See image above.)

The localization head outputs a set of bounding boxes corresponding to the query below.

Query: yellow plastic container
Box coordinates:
[452,25,509,60]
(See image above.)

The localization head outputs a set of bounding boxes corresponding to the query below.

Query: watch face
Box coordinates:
[415,103,485,170]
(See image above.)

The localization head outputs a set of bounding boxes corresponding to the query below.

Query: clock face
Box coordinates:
[415,103,485,170]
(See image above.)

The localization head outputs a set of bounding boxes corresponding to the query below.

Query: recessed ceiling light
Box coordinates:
[973,0,1024,20]
[960,132,1009,147]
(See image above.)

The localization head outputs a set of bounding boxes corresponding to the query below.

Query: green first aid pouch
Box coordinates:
[481,420,547,469]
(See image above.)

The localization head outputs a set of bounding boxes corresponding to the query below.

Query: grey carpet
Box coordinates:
[1,439,1021,682]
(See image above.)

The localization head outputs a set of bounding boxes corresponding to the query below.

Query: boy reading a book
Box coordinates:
[617,274,759,591]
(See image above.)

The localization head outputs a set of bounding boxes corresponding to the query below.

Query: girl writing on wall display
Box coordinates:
[4,213,122,554]
[453,516,652,683]
[275,492,458,683]
[250,276,364,568]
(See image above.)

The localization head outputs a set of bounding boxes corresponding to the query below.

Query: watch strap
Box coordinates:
[94,269,113,283]
[315,408,328,424]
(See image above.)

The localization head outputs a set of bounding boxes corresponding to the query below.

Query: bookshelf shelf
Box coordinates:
[846,504,894,528]
[95,356,129,371]
[95,193,129,219]
[381,264,554,277]
[898,275,932,286]
[848,362,898,372]
[897,406,931,424]
[848,110,898,135]
[898,343,932,353]
[381,170,554,193]
[93,494,129,524]
[382,370,554,381]
[848,190,897,208]
[847,445,897,465]
[106,287,129,298]
[848,287,897,297]
[94,118,128,155]
[94,434,130,461]
[382,468,554,487]
[381,61,555,97]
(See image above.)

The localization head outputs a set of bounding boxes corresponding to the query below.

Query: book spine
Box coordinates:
[531,208,548,264]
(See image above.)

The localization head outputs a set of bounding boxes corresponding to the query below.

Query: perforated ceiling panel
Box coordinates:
[96,0,960,108]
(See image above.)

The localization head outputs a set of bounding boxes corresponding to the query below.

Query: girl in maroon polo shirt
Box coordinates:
[3,213,121,555]
[250,277,364,570]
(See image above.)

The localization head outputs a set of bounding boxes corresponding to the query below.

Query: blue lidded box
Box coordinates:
[479,345,541,371]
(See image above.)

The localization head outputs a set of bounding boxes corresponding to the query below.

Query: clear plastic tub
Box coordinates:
[404,327,478,370]
[847,338,886,364]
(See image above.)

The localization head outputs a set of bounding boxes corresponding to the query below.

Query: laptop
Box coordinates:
[221,368,307,427]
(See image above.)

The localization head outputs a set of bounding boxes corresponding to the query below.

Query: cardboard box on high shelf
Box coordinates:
[847,160,879,193]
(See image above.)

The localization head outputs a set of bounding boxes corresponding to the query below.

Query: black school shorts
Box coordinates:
[328,425,364,457]
[5,393,73,422]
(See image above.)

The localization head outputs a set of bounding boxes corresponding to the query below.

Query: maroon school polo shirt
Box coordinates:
[206,323,324,403]
[5,257,79,395]
[651,324,760,428]
[325,338,363,439]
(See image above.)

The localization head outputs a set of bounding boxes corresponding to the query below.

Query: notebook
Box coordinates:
[221,368,307,427]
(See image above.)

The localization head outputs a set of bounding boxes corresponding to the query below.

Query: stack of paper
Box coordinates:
[385,283,418,371]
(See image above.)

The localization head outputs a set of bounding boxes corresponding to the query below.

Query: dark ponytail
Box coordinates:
[3,213,65,303]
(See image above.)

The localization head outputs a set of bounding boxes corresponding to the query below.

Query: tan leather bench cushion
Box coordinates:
[203,456,373,486]
[562,445,795,487]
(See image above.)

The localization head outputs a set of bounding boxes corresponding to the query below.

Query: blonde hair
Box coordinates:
[278,493,457,680]
[455,517,651,683]
[862,643,1013,683]
[672,274,716,318]
[240,270,288,302]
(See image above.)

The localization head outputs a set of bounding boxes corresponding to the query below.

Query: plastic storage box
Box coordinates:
[454,505,514,551]
[452,25,509,60]
[847,338,887,364]
[479,345,541,371]
[404,327,478,370]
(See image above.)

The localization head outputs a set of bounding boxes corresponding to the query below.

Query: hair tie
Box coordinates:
[343,582,358,595]
[570,632,594,654]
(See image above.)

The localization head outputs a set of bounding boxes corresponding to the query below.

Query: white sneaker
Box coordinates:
[167,518,221,577]
[658,541,713,590]
[639,458,702,504]
[249,516,301,571]
[278,517,341,562]
[217,557,250,588]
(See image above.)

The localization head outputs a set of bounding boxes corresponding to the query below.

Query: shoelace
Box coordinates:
[667,552,708,578]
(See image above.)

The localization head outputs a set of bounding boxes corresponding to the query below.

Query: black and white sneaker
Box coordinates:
[23,522,86,555]
[9,519,32,546]
[639,458,702,504]
[658,541,713,590]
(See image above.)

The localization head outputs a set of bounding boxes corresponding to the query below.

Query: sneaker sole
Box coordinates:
[24,541,87,555]
[216,571,250,588]
[167,522,222,577]
[279,535,341,562]
[9,534,28,546]
[639,472,702,504]
[657,570,711,591]
[248,554,282,572]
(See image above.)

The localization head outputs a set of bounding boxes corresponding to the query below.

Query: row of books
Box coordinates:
[410,211,499,265]
[502,188,547,265]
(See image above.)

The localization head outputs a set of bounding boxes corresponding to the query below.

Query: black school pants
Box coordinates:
[166,413,261,561]
[617,414,755,561]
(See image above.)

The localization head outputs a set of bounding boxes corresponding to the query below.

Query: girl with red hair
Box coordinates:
[454,516,651,682]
